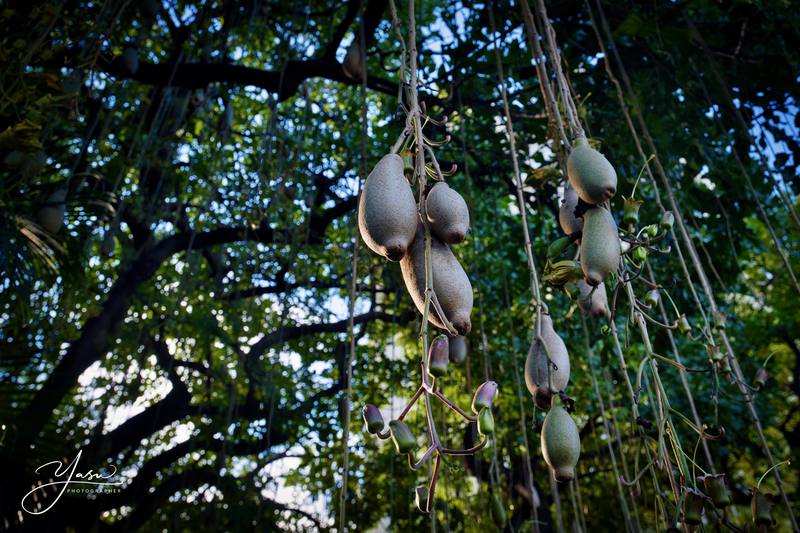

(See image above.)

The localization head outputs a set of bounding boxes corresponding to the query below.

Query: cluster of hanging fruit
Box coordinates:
[357,151,473,337]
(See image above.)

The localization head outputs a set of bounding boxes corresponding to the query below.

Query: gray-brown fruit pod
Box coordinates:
[566,137,617,204]
[580,206,621,286]
[400,225,473,335]
[541,404,581,482]
[358,154,418,261]
[576,279,610,318]
[525,313,570,409]
[558,184,582,238]
[448,335,468,363]
[342,41,364,80]
[425,182,469,244]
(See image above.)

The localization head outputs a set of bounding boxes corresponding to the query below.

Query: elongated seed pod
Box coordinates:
[342,41,364,80]
[358,154,418,261]
[525,313,570,408]
[559,184,583,237]
[567,137,617,204]
[541,405,581,482]
[400,224,473,335]
[37,188,67,233]
[580,206,621,286]
[425,182,469,244]
[576,279,610,318]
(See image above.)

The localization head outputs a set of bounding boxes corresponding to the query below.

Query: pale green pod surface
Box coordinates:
[580,207,620,286]
[525,313,570,407]
[358,154,418,261]
[558,184,582,237]
[400,224,473,335]
[541,405,581,482]
[425,182,470,244]
[576,279,610,318]
[566,137,617,204]
[37,188,67,234]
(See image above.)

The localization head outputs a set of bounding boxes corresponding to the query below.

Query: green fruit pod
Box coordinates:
[566,137,617,204]
[751,488,775,526]
[632,246,647,263]
[682,487,705,526]
[576,279,609,319]
[362,404,385,435]
[547,236,574,261]
[426,182,470,244]
[700,474,731,508]
[491,493,507,526]
[427,335,449,377]
[358,154,418,261]
[541,405,580,482]
[471,381,498,413]
[478,408,495,436]
[388,420,416,454]
[400,224,473,335]
[579,207,621,286]
[559,184,583,237]
[448,335,468,363]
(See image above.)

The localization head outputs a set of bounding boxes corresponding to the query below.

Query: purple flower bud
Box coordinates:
[427,335,449,377]
[660,211,675,231]
[754,367,768,388]
[471,381,498,414]
[362,404,384,434]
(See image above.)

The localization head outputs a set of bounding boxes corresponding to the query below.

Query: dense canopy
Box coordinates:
[1,0,799,531]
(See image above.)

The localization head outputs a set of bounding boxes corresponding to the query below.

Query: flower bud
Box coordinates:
[427,335,449,377]
[645,224,658,238]
[362,404,385,435]
[415,486,430,513]
[478,408,495,436]
[659,211,674,231]
[712,310,726,331]
[682,487,705,526]
[754,366,768,388]
[751,488,775,526]
[706,343,724,362]
[644,289,660,308]
[700,474,731,508]
[471,381,498,414]
[632,246,647,262]
[388,420,416,454]
[623,197,643,225]
[677,314,692,335]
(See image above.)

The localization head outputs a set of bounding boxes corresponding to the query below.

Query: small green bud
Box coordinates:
[362,404,385,434]
[644,289,660,308]
[754,367,768,388]
[645,224,658,238]
[388,420,416,454]
[659,211,675,231]
[600,324,611,335]
[676,314,692,335]
[632,246,647,262]
[712,311,726,331]
[478,408,495,436]
[471,381,498,414]
[623,197,643,225]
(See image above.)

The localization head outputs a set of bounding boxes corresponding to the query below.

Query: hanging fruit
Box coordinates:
[566,137,617,204]
[575,279,609,318]
[362,404,385,435]
[427,335,449,377]
[525,313,570,409]
[425,181,470,244]
[357,154,418,261]
[37,187,67,233]
[751,488,775,526]
[681,487,706,526]
[558,184,583,238]
[400,224,473,335]
[580,206,621,286]
[699,474,731,508]
[388,420,416,454]
[540,404,581,482]
[471,381,498,413]
[448,335,468,363]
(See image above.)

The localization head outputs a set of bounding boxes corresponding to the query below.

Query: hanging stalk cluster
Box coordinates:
[356,0,494,515]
